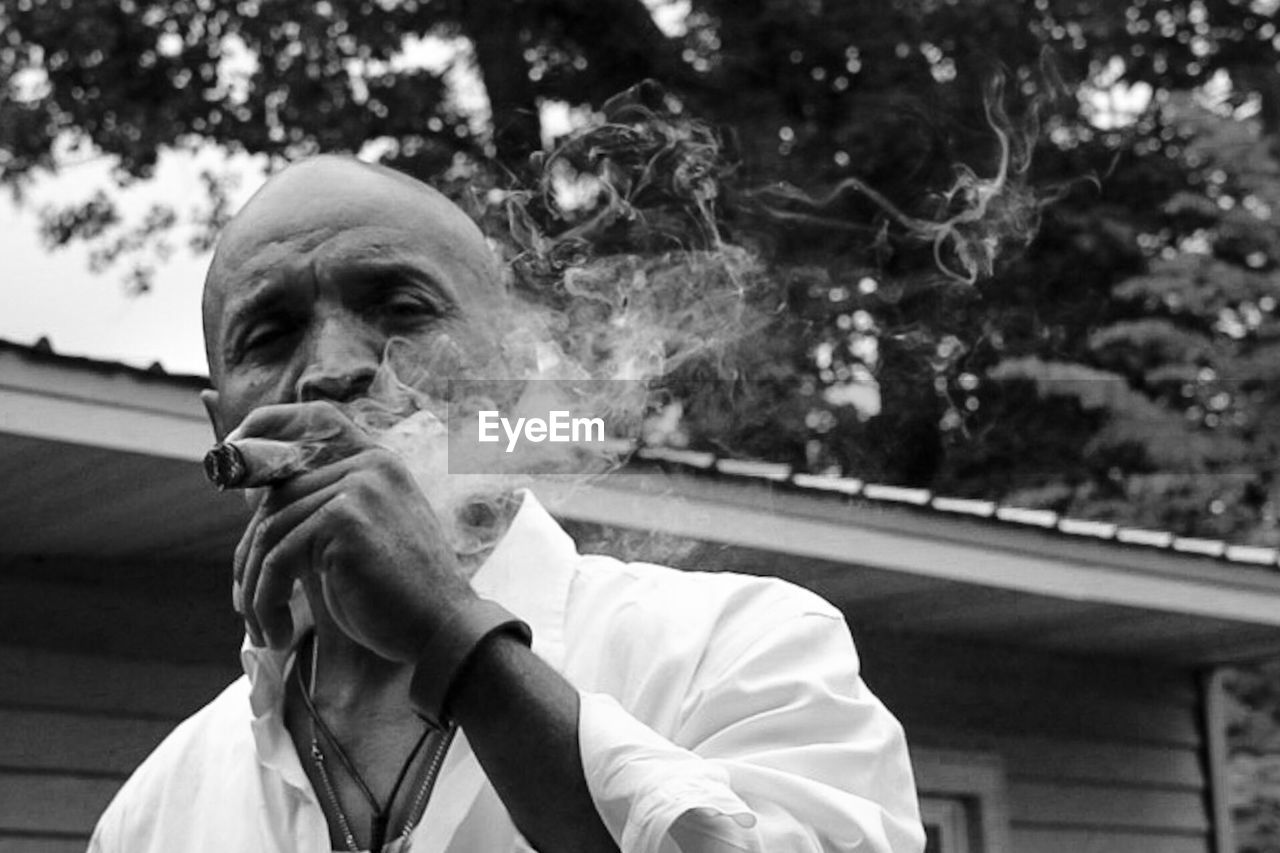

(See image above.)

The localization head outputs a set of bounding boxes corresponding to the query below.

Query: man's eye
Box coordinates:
[242,322,290,353]
[381,295,440,321]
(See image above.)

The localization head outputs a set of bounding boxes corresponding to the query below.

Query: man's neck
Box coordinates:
[285,623,436,851]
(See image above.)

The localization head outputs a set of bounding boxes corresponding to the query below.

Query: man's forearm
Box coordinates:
[448,634,621,853]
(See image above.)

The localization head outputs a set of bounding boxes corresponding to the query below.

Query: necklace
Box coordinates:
[297,633,455,852]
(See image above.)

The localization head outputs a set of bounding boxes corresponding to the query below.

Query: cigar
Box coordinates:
[203,438,312,490]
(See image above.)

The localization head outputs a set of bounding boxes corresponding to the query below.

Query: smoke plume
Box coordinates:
[346,77,1050,561]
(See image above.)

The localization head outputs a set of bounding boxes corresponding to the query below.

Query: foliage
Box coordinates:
[6,0,1280,539]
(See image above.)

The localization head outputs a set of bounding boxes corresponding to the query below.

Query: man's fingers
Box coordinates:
[239,451,397,646]
[240,452,376,608]
[240,483,347,646]
[232,501,270,622]
[219,403,379,492]
[252,499,351,649]
[256,451,372,514]
[234,445,430,651]
[226,401,371,449]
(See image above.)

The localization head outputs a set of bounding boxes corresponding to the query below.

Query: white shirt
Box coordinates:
[88,492,924,853]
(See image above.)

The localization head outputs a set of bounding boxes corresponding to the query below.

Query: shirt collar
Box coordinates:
[240,488,578,730]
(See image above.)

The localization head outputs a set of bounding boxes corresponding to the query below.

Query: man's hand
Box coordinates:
[229,401,477,658]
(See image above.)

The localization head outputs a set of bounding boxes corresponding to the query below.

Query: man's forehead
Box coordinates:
[217,158,479,257]
[206,159,496,286]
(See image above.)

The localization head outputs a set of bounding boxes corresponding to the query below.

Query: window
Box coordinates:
[922,795,972,853]
[913,749,1012,853]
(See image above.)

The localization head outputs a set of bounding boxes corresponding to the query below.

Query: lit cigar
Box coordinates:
[203,438,313,490]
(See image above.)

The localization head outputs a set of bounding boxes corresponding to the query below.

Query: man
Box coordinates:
[88,155,924,853]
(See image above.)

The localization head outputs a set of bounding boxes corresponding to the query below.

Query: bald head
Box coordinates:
[202,155,502,381]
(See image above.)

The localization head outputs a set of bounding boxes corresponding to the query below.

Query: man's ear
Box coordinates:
[201,389,227,442]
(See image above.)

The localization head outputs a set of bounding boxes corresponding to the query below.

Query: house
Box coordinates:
[4,336,1280,853]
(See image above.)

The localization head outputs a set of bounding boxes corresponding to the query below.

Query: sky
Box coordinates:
[0,151,257,377]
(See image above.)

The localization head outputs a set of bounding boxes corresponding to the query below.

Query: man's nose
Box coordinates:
[295,315,379,404]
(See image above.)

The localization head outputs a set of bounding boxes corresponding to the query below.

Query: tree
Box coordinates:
[5,0,1280,546]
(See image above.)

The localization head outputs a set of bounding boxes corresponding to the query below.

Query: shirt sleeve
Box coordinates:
[85,802,121,853]
[576,610,924,853]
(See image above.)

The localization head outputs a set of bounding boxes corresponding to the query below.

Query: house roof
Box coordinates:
[626,447,1280,568]
[6,337,1280,665]
[0,337,209,390]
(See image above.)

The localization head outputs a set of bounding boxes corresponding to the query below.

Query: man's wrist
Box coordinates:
[408,598,532,728]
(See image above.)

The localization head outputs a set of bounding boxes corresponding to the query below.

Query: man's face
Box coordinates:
[201,157,504,438]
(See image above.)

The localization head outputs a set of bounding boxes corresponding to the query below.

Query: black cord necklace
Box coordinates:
[295,632,437,852]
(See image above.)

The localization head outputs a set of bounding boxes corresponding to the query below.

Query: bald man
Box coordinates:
[88,156,924,853]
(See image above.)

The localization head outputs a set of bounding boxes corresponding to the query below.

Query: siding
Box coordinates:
[0,613,1214,852]
[859,631,1211,853]
[0,644,236,850]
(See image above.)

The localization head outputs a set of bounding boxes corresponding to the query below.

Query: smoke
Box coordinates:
[741,70,1048,285]
[312,86,762,561]
[337,76,1053,564]
[341,236,767,560]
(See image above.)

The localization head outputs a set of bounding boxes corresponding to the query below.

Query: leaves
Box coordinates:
[7,0,1280,543]
[36,189,118,245]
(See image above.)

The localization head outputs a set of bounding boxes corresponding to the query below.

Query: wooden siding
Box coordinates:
[0,559,241,665]
[859,631,1212,853]
[0,644,236,849]
[0,598,1215,852]
[0,841,92,853]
